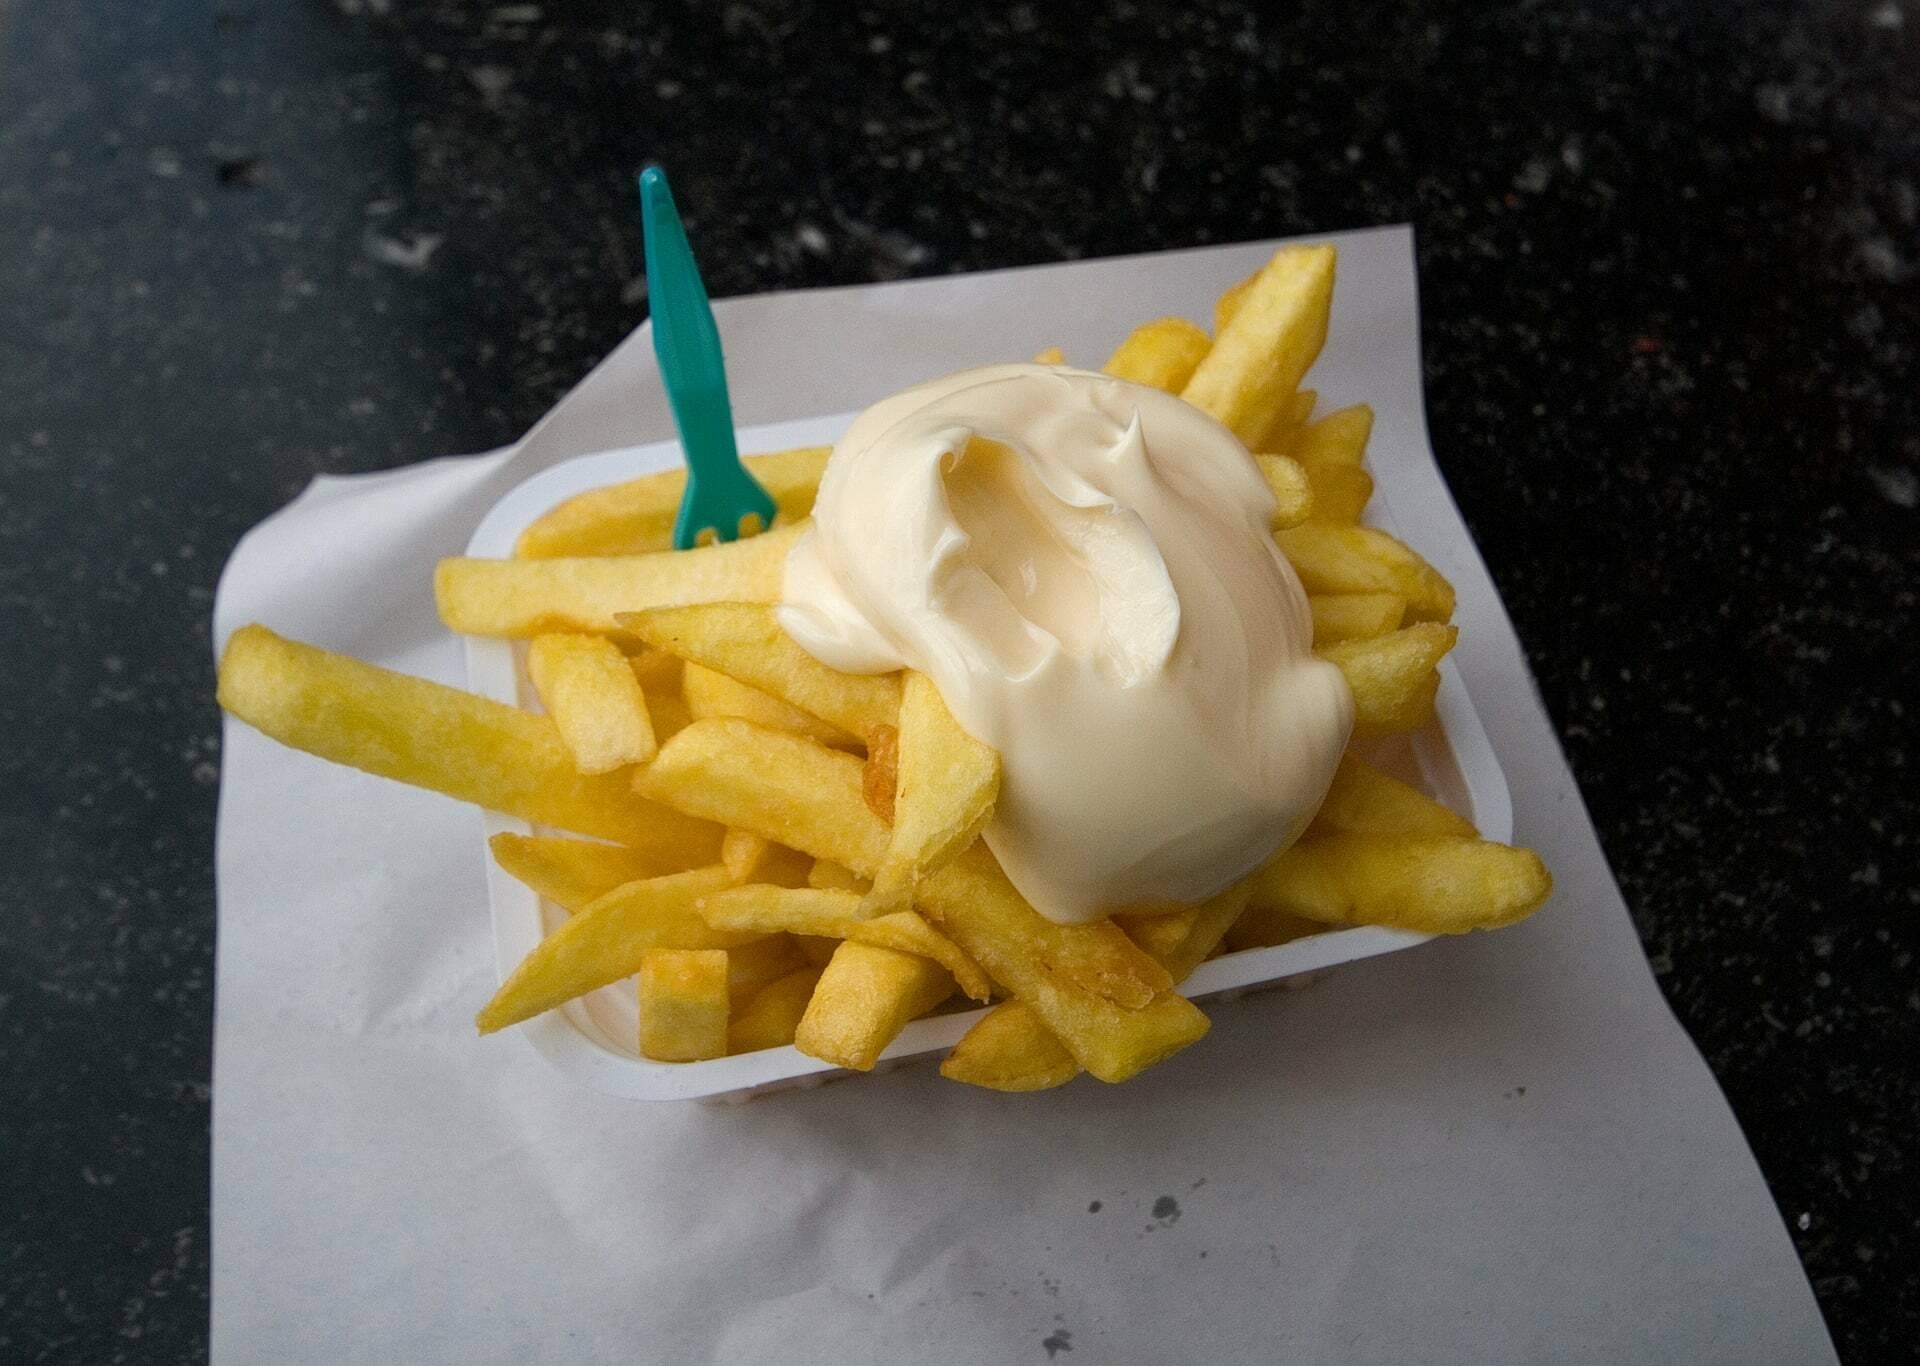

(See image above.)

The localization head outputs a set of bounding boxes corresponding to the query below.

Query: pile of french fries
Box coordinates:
[217,245,1551,1091]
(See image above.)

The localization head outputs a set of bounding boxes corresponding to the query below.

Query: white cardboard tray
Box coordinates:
[464,411,1513,1101]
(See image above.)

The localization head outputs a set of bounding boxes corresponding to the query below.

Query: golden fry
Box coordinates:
[476,866,747,1033]
[1253,453,1315,529]
[1318,622,1458,738]
[867,673,999,911]
[728,965,823,1053]
[488,832,669,913]
[528,633,658,773]
[1248,833,1552,934]
[637,949,730,1061]
[940,1001,1080,1092]
[1277,523,1456,621]
[794,942,955,1071]
[683,662,855,747]
[863,723,899,825]
[216,625,713,852]
[1287,404,1373,466]
[436,523,801,638]
[618,602,901,739]
[1183,245,1335,445]
[1313,754,1475,838]
[719,828,813,887]
[516,447,829,558]
[1297,458,1375,525]
[1308,592,1407,645]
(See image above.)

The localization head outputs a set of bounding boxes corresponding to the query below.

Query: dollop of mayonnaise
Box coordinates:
[779,363,1353,924]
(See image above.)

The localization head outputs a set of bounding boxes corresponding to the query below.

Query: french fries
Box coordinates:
[216,625,716,856]
[1183,245,1335,445]
[866,673,999,911]
[618,602,900,739]
[638,949,731,1061]
[435,523,801,637]
[527,633,657,773]
[794,942,955,1071]
[516,447,829,558]
[214,240,1553,1096]
[488,832,671,912]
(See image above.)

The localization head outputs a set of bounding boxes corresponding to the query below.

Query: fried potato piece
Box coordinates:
[863,723,899,824]
[681,662,855,747]
[637,949,730,1061]
[1297,458,1375,525]
[475,866,748,1033]
[634,718,892,874]
[1318,622,1459,738]
[794,934,841,967]
[724,935,806,1008]
[1277,523,1456,622]
[719,828,814,887]
[515,447,830,558]
[1253,453,1315,529]
[436,523,801,638]
[807,859,870,894]
[1212,271,1256,335]
[648,690,694,743]
[1102,318,1211,392]
[217,625,716,853]
[914,845,1207,1083]
[868,673,999,911]
[728,965,823,1053]
[940,1000,1080,1091]
[618,602,901,739]
[1314,755,1475,838]
[1248,833,1552,934]
[1032,345,1066,365]
[1308,593,1407,645]
[488,832,671,912]
[941,879,1250,1091]
[794,942,956,1071]
[1286,404,1373,466]
[1182,245,1335,446]
[698,886,992,1002]
[527,633,658,773]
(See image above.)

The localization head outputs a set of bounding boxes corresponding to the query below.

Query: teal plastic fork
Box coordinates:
[638,165,777,549]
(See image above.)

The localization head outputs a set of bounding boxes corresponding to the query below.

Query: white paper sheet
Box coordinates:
[211,227,1835,1364]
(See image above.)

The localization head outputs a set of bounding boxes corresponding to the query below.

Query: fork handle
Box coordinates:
[640,168,742,486]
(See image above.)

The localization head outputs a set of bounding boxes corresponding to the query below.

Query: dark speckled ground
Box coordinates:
[2,1,1914,1361]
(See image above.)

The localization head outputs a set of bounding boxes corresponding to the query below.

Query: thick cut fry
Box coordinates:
[808,860,870,893]
[1182,245,1336,446]
[698,886,992,1001]
[1102,318,1211,392]
[1287,404,1374,466]
[947,881,1252,1091]
[635,718,892,874]
[719,828,813,887]
[794,942,955,1071]
[794,934,841,967]
[941,1001,1080,1092]
[1277,523,1455,621]
[475,866,747,1033]
[436,523,801,638]
[1308,593,1407,645]
[728,965,823,1053]
[915,846,1207,1083]
[1283,388,1318,429]
[516,447,830,558]
[617,602,901,739]
[527,633,658,773]
[1248,833,1552,934]
[1314,754,1475,838]
[1253,453,1315,528]
[1319,623,1458,738]
[1297,458,1375,525]
[863,723,899,824]
[637,949,730,1061]
[868,673,999,910]
[216,625,715,852]
[1032,345,1066,365]
[683,661,856,746]
[725,935,806,1007]
[488,833,670,912]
